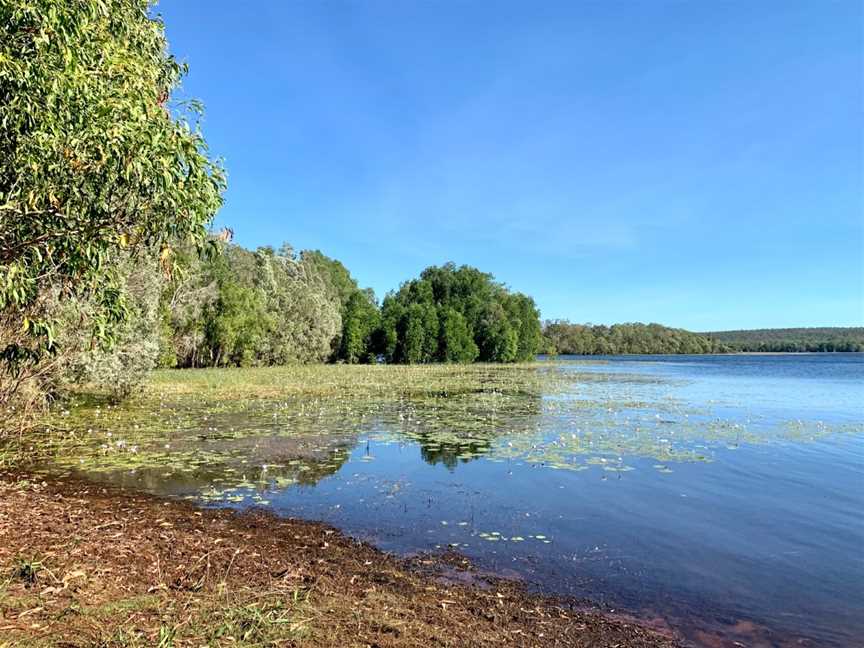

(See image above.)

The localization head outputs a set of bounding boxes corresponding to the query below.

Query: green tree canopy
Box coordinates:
[377,263,541,364]
[543,321,728,355]
[159,242,345,368]
[0,0,225,376]
[339,290,380,364]
[703,327,864,352]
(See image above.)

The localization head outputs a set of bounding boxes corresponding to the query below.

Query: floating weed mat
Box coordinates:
[26,363,863,500]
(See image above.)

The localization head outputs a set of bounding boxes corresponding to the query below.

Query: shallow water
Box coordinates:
[47,355,864,646]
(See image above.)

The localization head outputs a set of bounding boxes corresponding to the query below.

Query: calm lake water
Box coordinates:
[50,354,864,647]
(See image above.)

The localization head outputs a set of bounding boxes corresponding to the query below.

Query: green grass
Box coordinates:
[146,362,554,399]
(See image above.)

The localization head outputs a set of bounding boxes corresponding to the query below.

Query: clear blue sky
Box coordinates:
[158,0,863,331]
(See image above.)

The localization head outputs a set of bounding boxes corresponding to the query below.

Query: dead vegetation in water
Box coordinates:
[0,474,678,647]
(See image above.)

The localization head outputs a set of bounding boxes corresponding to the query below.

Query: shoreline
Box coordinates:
[543,351,862,357]
[0,472,678,647]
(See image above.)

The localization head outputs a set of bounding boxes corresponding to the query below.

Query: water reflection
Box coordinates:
[417,433,494,469]
[48,361,858,496]
[40,355,864,647]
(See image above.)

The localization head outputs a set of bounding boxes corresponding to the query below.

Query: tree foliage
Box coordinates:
[299,250,385,363]
[60,256,164,401]
[543,321,727,355]
[160,243,345,368]
[0,0,225,376]
[339,290,380,364]
[156,258,542,368]
[377,263,541,364]
[703,327,864,353]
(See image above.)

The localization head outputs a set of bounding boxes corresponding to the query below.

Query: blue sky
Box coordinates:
[158,1,862,330]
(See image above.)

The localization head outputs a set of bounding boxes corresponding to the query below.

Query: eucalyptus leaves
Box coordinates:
[0,1,224,377]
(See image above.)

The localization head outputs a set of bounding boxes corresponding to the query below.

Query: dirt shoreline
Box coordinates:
[0,472,679,647]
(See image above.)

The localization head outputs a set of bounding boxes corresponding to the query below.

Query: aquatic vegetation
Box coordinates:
[26,362,861,505]
[15,358,863,648]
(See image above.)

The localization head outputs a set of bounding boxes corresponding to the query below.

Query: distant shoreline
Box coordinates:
[730,350,862,355]
[541,350,862,358]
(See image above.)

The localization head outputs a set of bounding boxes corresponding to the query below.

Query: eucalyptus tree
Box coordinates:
[0,1,225,408]
[259,246,342,365]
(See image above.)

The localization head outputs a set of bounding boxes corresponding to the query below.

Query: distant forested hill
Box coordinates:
[703,328,864,352]
[543,321,726,355]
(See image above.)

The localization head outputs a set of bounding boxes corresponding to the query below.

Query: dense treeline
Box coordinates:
[704,328,864,353]
[543,321,727,355]
[159,254,541,369]
[377,264,542,364]
[160,243,360,368]
[3,227,544,414]
[5,237,543,402]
